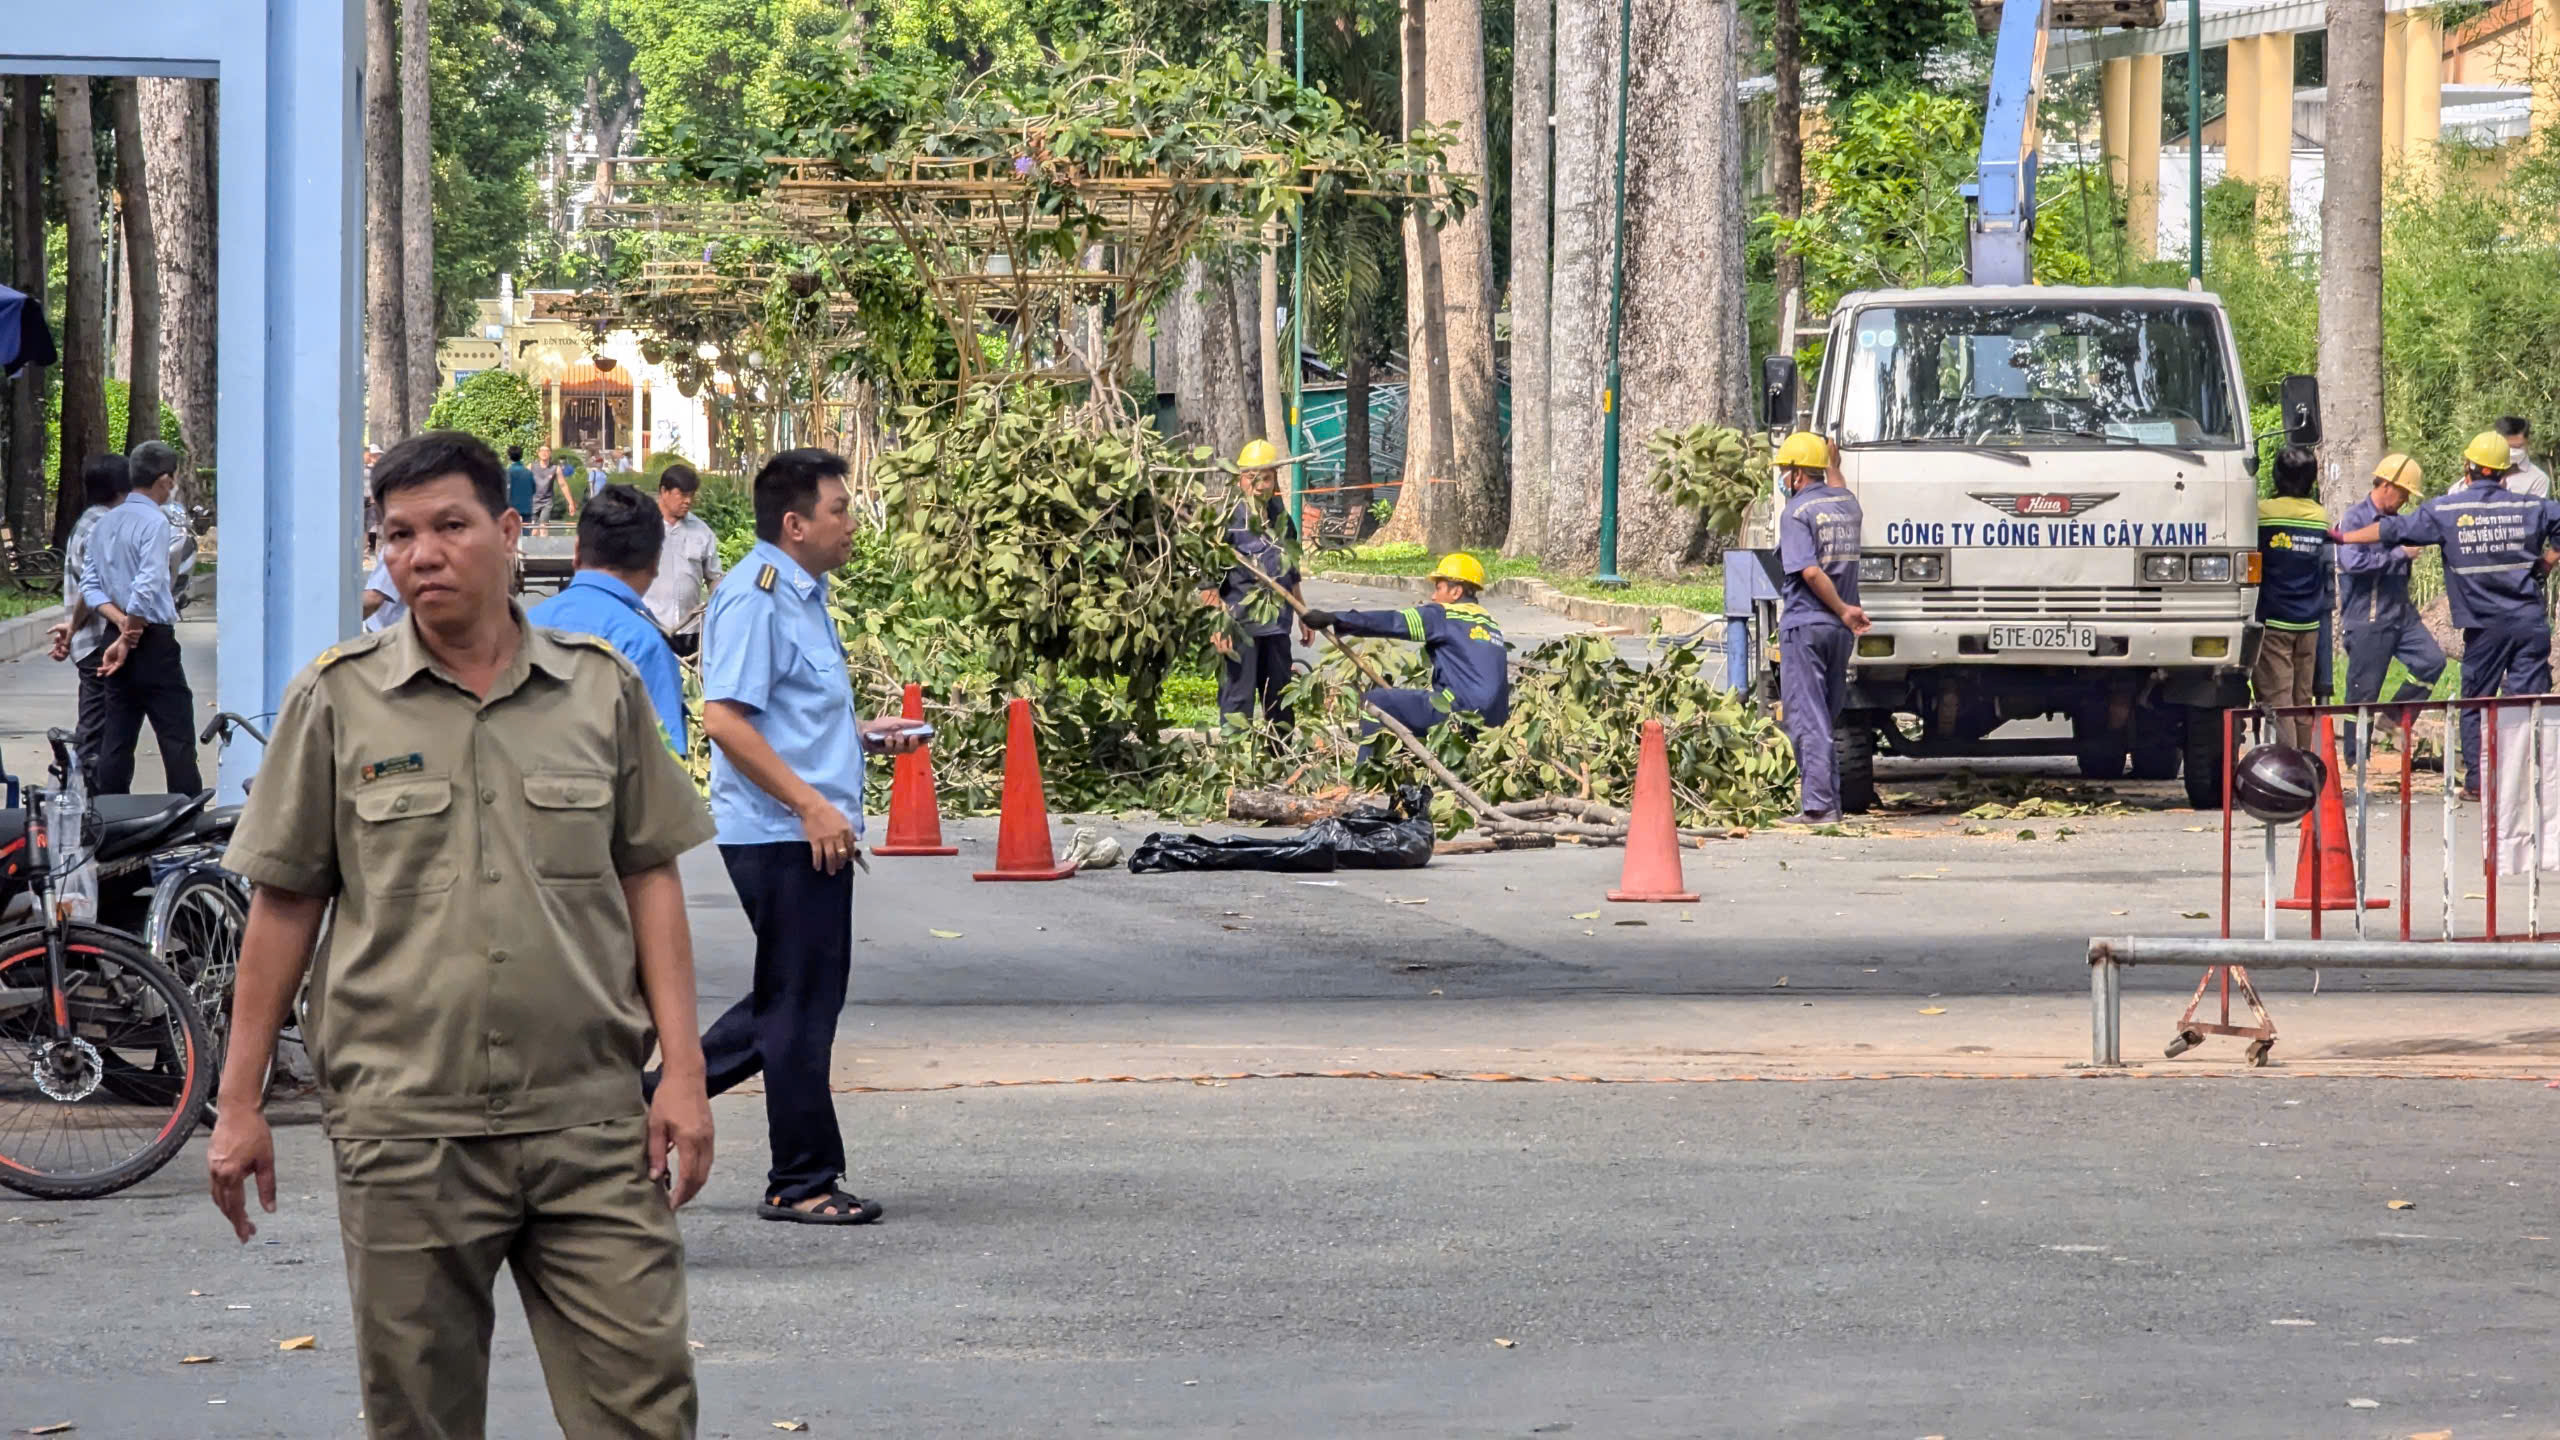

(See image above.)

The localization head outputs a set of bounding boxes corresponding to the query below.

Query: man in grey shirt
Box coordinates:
[642,463,722,660]
[48,454,135,781]
[85,441,201,795]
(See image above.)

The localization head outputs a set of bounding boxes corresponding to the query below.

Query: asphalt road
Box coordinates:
[10,1079,2556,1438]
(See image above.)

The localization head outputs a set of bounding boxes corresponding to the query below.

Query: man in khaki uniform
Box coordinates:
[207,430,718,1440]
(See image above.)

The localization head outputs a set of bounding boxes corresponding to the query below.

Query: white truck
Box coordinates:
[1750,284,2316,813]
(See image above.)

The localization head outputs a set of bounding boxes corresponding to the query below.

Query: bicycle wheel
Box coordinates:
[155,871,248,1058]
[0,922,215,1200]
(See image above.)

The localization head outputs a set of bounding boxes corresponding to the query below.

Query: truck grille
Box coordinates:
[1879,587,2240,620]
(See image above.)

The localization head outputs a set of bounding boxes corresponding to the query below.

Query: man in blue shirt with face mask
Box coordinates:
[1772,431,1870,825]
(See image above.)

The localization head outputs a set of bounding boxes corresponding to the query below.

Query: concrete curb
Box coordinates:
[0,603,67,664]
[1317,570,1716,638]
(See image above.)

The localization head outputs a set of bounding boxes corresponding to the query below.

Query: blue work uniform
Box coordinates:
[691,539,872,1206]
[528,570,689,753]
[2336,493,2446,712]
[1215,496,1302,729]
[2378,478,2560,791]
[506,462,538,518]
[1777,480,1864,818]
[1330,599,1512,751]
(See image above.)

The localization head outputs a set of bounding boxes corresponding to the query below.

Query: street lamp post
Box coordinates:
[1594,0,1635,586]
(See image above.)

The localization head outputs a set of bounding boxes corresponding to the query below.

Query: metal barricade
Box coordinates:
[2092,694,2560,1067]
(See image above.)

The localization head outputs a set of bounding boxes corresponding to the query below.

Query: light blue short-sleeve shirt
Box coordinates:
[701,540,866,844]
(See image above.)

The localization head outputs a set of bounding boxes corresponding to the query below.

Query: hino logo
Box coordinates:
[1970,492,2118,518]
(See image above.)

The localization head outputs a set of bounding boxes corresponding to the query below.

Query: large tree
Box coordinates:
[53,80,109,544]
[364,0,407,444]
[138,79,214,476]
[2318,0,2385,509]
[1503,0,1553,557]
[1615,0,1750,576]
[1543,0,1613,566]
[109,81,165,464]
[402,0,438,433]
[1771,0,1803,314]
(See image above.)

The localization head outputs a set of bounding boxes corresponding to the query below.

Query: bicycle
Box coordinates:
[0,731,215,1200]
[1,524,63,594]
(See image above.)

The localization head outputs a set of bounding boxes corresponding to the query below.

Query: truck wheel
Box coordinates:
[2072,712,2129,781]
[1835,714,1878,815]
[2181,706,2230,811]
[2130,703,2184,781]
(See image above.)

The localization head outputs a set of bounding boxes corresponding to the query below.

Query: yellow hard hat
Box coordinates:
[1235,438,1282,470]
[2463,431,2514,471]
[2373,453,2422,491]
[1427,552,1488,590]
[1773,431,1831,470]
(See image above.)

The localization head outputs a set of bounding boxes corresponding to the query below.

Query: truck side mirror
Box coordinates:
[2279,374,2322,448]
[1762,355,1799,431]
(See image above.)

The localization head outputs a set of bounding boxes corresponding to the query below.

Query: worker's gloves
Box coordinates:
[1299,609,1337,630]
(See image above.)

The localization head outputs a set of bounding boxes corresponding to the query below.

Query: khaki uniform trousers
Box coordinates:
[2253,627,2322,752]
[333,1113,695,1440]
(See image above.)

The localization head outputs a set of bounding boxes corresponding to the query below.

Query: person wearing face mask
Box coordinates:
[2497,417,2548,500]
[2334,453,2446,763]
[1762,431,1870,825]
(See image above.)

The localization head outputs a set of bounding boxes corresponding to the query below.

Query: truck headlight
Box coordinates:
[2141,553,2188,583]
[1898,552,1944,583]
[2188,553,2231,583]
[1858,554,1898,584]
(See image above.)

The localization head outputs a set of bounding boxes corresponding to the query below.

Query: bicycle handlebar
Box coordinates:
[198,712,271,747]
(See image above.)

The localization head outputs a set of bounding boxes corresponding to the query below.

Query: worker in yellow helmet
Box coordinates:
[2334,431,2560,797]
[2334,452,2444,762]
[1201,437,1310,737]
[1771,431,1869,823]
[1302,551,1511,757]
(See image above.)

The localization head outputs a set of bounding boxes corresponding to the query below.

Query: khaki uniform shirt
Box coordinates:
[223,610,715,1140]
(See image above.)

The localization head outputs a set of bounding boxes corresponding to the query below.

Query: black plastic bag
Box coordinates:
[1129,786,1436,874]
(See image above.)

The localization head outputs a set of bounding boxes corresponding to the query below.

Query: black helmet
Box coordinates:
[2233,742,2324,824]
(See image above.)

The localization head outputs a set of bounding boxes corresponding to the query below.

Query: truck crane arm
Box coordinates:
[1964,1,2166,287]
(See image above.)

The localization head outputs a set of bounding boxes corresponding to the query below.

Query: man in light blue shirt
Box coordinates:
[527,483,688,751]
[47,454,133,781]
[655,448,923,1227]
[85,443,199,795]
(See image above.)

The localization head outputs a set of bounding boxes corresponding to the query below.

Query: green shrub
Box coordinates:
[426,370,542,454]
[45,377,186,481]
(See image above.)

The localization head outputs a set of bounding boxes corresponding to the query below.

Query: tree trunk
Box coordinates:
[401,0,438,433]
[112,81,165,462]
[1419,0,1507,552]
[364,0,408,445]
[1228,264,1266,441]
[1544,0,1615,569]
[139,79,215,476]
[1258,0,1288,450]
[1345,340,1375,508]
[1377,0,1439,547]
[53,80,110,546]
[1616,0,1750,575]
[1771,0,1804,316]
[1179,257,1256,464]
[4,80,51,541]
[1505,0,1554,558]
[2318,0,2385,511]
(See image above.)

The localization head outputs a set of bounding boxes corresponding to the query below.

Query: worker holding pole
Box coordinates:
[1300,553,1511,760]
[1202,438,1312,738]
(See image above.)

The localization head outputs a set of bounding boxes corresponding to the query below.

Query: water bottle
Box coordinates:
[44,787,97,923]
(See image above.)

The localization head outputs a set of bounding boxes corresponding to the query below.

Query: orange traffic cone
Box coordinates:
[2276,715,2388,912]
[1608,718,1700,903]
[972,698,1077,882]
[872,683,957,857]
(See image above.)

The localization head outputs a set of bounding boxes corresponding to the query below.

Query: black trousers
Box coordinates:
[96,624,201,797]
[700,842,853,1204]
[1216,630,1295,732]
[668,631,699,661]
[72,639,109,785]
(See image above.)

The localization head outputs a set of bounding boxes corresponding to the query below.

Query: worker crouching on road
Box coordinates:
[1301,552,1511,757]
[1773,431,1868,825]
[1201,438,1311,737]
[2336,453,2446,762]
[2334,430,2560,800]
[2252,444,2331,752]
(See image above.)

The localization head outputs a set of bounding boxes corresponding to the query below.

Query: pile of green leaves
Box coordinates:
[1644,424,1770,540]
[876,381,1231,729]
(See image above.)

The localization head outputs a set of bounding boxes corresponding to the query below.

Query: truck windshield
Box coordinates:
[1834,302,2240,449]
